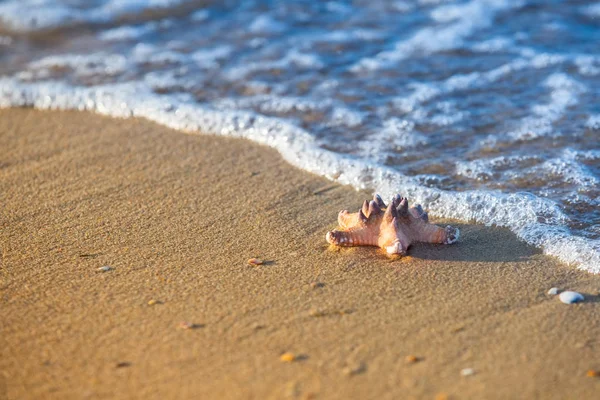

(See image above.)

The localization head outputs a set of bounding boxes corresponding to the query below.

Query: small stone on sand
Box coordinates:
[587,370,599,378]
[461,368,475,376]
[280,352,296,362]
[248,258,263,266]
[115,361,131,368]
[547,287,559,295]
[405,355,418,364]
[97,266,112,272]
[147,299,159,305]
[559,291,584,304]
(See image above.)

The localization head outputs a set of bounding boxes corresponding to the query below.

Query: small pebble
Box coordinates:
[97,266,112,272]
[405,355,419,364]
[280,352,296,362]
[460,368,475,376]
[147,299,159,306]
[248,258,263,266]
[587,370,600,378]
[547,287,559,295]
[559,291,584,304]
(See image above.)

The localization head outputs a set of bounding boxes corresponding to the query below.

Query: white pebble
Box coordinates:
[97,266,112,272]
[461,368,475,376]
[547,287,559,295]
[559,291,584,304]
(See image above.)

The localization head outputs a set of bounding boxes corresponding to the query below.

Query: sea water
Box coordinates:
[0,0,598,273]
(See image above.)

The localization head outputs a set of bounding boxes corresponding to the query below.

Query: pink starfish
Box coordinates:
[326,194,459,255]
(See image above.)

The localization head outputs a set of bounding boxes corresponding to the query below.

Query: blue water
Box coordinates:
[0,0,599,272]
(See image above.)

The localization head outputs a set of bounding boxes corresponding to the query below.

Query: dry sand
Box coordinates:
[1,109,599,400]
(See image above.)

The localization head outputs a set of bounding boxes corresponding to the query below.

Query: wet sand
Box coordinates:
[1,109,599,399]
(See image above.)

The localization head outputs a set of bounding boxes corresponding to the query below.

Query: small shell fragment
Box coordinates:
[97,266,112,272]
[547,287,559,295]
[461,368,475,376]
[248,258,263,266]
[280,352,296,362]
[309,309,327,318]
[179,321,194,330]
[343,362,366,376]
[559,291,584,304]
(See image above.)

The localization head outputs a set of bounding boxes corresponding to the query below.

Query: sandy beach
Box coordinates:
[1,109,599,399]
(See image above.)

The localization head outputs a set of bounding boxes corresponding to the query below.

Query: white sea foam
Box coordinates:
[532,157,598,187]
[471,37,514,52]
[391,52,567,117]
[225,49,324,80]
[489,73,587,144]
[582,3,600,18]
[586,115,600,130]
[132,43,186,65]
[27,53,130,79]
[99,23,157,41]
[248,15,286,35]
[318,29,385,43]
[0,36,13,46]
[191,46,233,69]
[574,55,600,76]
[190,9,209,22]
[328,107,365,128]
[455,155,541,181]
[214,94,331,114]
[358,118,428,162]
[0,0,192,33]
[564,148,600,161]
[144,70,189,92]
[394,84,442,113]
[352,0,519,72]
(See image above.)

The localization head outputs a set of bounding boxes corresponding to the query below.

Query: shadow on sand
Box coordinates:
[406,223,541,263]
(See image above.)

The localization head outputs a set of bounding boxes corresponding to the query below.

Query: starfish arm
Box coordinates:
[337,210,358,229]
[409,205,428,222]
[381,232,411,255]
[378,218,411,255]
[413,223,460,245]
[326,226,378,247]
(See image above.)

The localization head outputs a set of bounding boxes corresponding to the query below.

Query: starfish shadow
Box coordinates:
[407,223,542,263]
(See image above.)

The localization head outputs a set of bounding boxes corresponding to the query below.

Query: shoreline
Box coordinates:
[1,109,599,399]
[2,77,598,274]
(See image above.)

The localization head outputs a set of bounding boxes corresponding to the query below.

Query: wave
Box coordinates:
[0,0,200,33]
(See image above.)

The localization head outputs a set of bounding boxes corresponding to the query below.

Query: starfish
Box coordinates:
[325,194,459,255]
